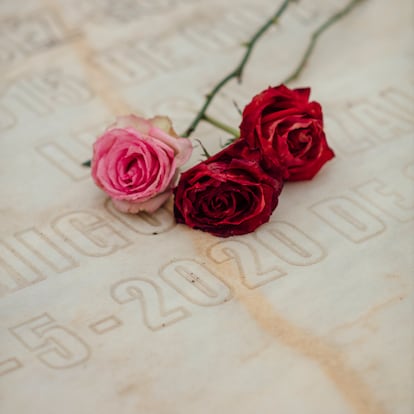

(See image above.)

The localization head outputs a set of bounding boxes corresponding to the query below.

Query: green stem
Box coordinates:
[182,0,292,138]
[203,114,240,137]
[198,0,365,142]
[282,0,365,84]
[83,0,365,166]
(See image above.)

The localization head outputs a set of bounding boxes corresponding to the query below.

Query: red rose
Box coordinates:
[239,84,335,181]
[173,140,284,237]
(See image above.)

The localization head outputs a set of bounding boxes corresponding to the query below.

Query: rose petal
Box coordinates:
[91,115,192,214]
[239,84,334,181]
[112,190,172,214]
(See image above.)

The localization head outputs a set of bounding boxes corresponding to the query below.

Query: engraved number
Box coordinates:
[208,239,285,289]
[160,259,232,306]
[110,278,189,330]
[10,314,90,369]
[255,222,325,266]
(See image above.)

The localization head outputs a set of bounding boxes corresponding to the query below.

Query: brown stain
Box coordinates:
[239,339,272,363]
[384,273,410,291]
[225,269,387,414]
[332,294,406,333]
[39,2,390,412]
[117,378,161,412]
[117,383,137,396]
[42,0,132,116]
[189,226,388,414]
[117,382,145,397]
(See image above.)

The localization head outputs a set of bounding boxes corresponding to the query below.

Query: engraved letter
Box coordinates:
[52,211,130,256]
[310,197,386,243]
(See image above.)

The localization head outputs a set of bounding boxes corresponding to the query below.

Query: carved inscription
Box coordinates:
[111,278,190,330]
[347,100,413,142]
[0,9,67,68]
[15,228,77,273]
[182,7,266,52]
[52,211,131,257]
[0,226,78,296]
[355,179,414,222]
[209,239,286,289]
[81,0,177,23]
[255,222,326,266]
[36,123,103,180]
[1,1,412,384]
[209,222,326,288]
[0,240,47,295]
[403,161,414,181]
[0,105,17,131]
[0,70,93,127]
[310,197,386,243]
[325,86,414,155]
[0,206,174,298]
[92,7,269,84]
[1,161,410,299]
[160,259,232,306]
[37,141,90,181]
[89,316,122,334]
[10,314,91,369]
[105,200,175,235]
[0,358,23,377]
[3,161,411,370]
[93,40,171,84]
[31,86,414,183]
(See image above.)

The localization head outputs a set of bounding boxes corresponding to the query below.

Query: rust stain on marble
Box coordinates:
[38,3,396,413]
[43,0,132,115]
[193,240,388,414]
[229,277,387,414]
[239,339,272,363]
[332,294,406,333]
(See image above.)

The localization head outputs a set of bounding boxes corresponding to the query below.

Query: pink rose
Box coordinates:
[91,114,192,213]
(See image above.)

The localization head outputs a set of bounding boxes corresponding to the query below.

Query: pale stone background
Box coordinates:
[0,1,413,413]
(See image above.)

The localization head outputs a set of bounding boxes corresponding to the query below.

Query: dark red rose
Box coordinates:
[174,140,284,237]
[239,84,335,181]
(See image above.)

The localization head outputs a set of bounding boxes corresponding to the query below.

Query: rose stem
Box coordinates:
[192,0,366,139]
[282,0,366,84]
[181,0,292,138]
[82,0,365,167]
[203,114,239,137]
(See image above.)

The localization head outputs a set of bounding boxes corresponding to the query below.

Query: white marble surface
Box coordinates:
[0,1,413,413]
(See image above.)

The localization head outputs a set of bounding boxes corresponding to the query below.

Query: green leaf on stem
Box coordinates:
[195,139,211,159]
